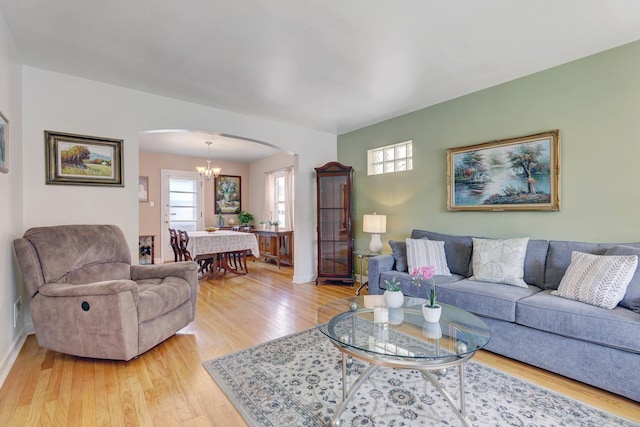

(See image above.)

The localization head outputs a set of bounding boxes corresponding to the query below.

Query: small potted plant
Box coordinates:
[411,266,441,322]
[237,210,254,226]
[383,276,404,308]
[269,220,281,231]
[217,214,225,227]
[259,219,268,230]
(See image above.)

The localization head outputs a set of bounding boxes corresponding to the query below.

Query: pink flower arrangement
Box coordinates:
[411,266,438,308]
[410,266,436,286]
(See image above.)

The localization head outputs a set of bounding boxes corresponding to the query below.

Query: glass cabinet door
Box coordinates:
[315,163,354,284]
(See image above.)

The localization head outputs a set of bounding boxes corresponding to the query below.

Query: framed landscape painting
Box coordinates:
[0,110,8,174]
[45,131,124,186]
[215,175,241,214]
[447,130,560,212]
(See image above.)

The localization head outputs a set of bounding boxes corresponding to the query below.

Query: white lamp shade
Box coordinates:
[363,214,386,233]
[363,213,386,253]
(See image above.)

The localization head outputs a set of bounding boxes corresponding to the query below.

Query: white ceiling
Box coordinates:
[3,1,640,161]
[138,130,282,163]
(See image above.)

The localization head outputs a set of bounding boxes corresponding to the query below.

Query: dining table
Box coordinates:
[186,230,260,277]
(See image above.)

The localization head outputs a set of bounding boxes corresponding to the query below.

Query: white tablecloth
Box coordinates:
[186,230,260,258]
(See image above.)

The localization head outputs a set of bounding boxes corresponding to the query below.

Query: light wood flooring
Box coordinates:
[1,260,639,426]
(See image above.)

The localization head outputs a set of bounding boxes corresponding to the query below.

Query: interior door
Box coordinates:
[161,170,204,262]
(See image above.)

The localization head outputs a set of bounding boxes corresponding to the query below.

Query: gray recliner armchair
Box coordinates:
[13,224,198,360]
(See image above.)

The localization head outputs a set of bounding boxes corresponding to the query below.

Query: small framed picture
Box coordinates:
[139,176,149,202]
[215,175,241,214]
[0,110,8,174]
[45,130,124,186]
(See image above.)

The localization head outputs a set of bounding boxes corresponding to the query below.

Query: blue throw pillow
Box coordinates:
[389,240,407,272]
[605,245,640,313]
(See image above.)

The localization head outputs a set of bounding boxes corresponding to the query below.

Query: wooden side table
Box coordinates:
[353,250,378,295]
[254,229,293,267]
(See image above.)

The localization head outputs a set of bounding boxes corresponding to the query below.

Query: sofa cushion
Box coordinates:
[136,277,193,323]
[470,237,529,288]
[605,245,640,313]
[517,290,640,353]
[544,240,640,290]
[411,230,473,276]
[405,238,451,276]
[551,251,637,309]
[388,240,408,272]
[436,278,541,322]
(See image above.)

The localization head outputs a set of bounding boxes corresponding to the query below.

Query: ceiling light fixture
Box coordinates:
[196,141,221,180]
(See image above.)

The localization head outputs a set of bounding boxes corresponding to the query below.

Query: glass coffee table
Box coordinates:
[315,296,491,427]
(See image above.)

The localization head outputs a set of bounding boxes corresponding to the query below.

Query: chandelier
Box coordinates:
[196,141,221,180]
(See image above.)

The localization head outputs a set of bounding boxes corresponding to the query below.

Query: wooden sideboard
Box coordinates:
[254,229,293,267]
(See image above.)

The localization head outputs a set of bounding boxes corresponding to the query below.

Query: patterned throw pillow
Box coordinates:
[405,238,451,276]
[552,251,638,309]
[470,237,529,288]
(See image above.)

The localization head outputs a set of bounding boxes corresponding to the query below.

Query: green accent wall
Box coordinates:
[339,40,640,254]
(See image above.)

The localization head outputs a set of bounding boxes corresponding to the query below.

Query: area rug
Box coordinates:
[202,328,635,426]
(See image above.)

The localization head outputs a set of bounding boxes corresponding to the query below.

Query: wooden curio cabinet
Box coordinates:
[315,162,354,284]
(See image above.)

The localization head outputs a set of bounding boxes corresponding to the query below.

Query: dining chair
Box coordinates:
[178,229,215,279]
[168,228,182,262]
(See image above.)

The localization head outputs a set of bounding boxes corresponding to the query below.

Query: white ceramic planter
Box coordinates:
[422,304,442,322]
[383,290,404,308]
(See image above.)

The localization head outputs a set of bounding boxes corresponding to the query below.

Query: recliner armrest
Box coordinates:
[39,279,139,299]
[130,261,198,285]
[368,254,395,295]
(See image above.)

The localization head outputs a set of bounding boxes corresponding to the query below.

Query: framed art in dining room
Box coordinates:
[447,129,560,212]
[215,175,241,214]
[138,176,149,202]
[0,110,9,174]
[45,130,124,186]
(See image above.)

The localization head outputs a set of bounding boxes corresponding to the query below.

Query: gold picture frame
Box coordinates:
[447,130,560,212]
[215,175,241,214]
[45,131,124,186]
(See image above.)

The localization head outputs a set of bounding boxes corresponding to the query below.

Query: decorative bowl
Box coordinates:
[204,227,219,232]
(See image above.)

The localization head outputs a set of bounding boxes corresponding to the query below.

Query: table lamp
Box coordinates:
[363,213,386,253]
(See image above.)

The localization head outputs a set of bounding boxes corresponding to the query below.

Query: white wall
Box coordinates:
[249,151,295,220]
[0,12,24,385]
[22,67,336,285]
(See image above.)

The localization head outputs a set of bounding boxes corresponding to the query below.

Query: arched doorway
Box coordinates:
[138,129,297,273]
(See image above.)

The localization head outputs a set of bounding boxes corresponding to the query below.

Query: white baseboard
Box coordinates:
[0,328,28,388]
[293,273,316,284]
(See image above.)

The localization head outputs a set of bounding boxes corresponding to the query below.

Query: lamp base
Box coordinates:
[369,234,383,253]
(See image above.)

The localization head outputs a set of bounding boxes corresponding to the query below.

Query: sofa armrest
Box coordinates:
[38,280,139,298]
[130,261,198,284]
[368,254,395,295]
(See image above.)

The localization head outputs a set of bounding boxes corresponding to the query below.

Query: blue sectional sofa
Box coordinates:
[368,229,640,402]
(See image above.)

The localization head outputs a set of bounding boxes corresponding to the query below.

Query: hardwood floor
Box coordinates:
[1,260,639,426]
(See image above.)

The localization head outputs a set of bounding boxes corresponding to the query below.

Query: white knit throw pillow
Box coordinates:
[552,251,638,309]
[405,238,451,276]
[470,237,529,287]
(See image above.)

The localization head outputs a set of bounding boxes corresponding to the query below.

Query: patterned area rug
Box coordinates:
[203,328,635,426]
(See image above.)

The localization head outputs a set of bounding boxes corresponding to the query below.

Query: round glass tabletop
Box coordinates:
[315,296,491,364]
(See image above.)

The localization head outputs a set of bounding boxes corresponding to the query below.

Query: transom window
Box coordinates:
[367,141,413,175]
